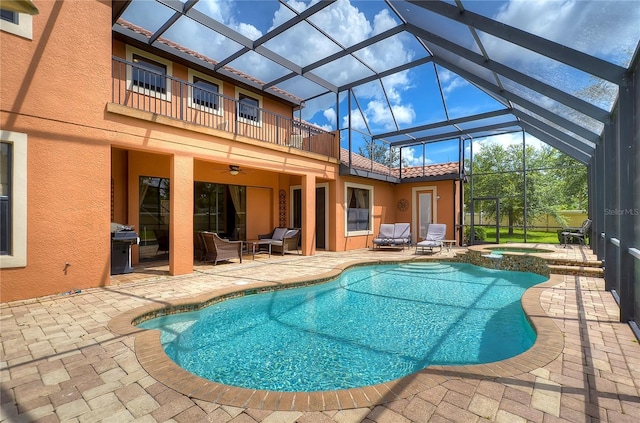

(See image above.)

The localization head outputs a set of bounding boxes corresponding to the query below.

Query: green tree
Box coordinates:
[357,136,408,168]
[465,142,586,235]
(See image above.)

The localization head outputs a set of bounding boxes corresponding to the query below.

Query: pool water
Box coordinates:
[139,262,547,392]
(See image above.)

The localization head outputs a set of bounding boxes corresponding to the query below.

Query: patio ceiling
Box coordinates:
[112,0,640,163]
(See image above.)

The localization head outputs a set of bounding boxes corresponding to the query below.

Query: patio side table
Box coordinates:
[245,240,272,260]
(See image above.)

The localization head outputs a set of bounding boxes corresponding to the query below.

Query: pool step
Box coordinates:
[547,264,604,277]
[547,258,603,268]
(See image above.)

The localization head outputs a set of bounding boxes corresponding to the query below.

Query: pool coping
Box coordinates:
[108,257,565,412]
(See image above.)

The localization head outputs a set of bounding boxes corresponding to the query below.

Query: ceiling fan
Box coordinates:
[214,164,252,175]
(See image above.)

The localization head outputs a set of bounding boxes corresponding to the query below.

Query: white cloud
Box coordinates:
[236,22,263,40]
[438,68,469,95]
[343,109,368,131]
[323,108,337,126]
[390,104,416,126]
[464,132,544,158]
[400,146,432,167]
[372,8,397,35]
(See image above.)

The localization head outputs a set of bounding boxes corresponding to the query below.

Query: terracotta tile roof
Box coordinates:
[115,19,304,104]
[340,148,461,179]
[399,162,461,178]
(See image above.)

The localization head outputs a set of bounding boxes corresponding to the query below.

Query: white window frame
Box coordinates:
[188,69,223,115]
[0,9,32,39]
[0,131,27,268]
[235,87,262,126]
[344,182,374,237]
[125,45,172,100]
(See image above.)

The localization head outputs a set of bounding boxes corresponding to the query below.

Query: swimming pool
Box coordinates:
[138,262,547,392]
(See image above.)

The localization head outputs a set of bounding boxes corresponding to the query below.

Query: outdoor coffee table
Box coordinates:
[245,239,271,260]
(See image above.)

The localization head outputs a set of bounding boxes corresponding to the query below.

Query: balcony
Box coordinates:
[111,57,336,158]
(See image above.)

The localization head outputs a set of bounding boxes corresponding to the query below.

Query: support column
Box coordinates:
[617,74,635,322]
[169,154,194,275]
[593,147,605,259]
[603,120,618,292]
[301,174,316,256]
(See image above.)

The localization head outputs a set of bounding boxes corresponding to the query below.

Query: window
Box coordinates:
[345,183,373,235]
[1,142,11,254]
[1,9,18,24]
[0,131,27,268]
[138,177,170,261]
[194,182,246,240]
[238,93,260,122]
[125,46,173,99]
[132,54,167,94]
[192,77,219,110]
[0,8,32,39]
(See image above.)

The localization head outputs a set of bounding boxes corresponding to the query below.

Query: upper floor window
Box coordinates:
[132,54,167,94]
[0,8,32,39]
[125,46,173,99]
[345,182,373,235]
[192,77,219,111]
[238,93,260,123]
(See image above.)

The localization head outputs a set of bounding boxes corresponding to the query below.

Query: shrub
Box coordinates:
[464,226,486,244]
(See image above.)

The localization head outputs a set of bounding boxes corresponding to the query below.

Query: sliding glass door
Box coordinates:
[138,178,246,260]
[138,177,170,260]
[194,182,246,240]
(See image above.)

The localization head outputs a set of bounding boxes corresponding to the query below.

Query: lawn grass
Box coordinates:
[483,229,561,244]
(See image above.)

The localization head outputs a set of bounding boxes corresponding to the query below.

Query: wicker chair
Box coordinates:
[258,227,301,255]
[153,229,169,255]
[194,231,205,261]
[200,232,243,265]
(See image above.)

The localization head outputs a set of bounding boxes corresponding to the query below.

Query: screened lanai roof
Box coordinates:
[112,0,640,165]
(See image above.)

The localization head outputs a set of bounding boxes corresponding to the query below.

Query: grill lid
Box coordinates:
[111,222,134,233]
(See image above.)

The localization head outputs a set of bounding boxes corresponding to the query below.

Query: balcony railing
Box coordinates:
[111,57,336,158]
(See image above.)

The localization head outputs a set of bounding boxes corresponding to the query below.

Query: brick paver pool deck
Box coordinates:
[1,245,639,422]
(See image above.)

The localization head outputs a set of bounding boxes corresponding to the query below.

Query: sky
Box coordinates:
[119,0,640,167]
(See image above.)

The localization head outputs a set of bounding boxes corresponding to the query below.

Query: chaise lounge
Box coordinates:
[416,223,447,254]
[372,223,411,250]
[560,218,591,247]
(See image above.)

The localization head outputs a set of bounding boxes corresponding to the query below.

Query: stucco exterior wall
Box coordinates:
[395,180,459,242]
[1,1,113,302]
[333,177,396,251]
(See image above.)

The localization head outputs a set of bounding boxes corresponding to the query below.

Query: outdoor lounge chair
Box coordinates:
[560,219,591,246]
[416,224,447,254]
[372,223,411,250]
[200,232,243,265]
[258,227,301,255]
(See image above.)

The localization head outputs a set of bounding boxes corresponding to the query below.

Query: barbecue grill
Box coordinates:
[110,223,139,275]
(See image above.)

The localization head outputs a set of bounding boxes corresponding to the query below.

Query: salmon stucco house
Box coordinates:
[1,1,465,302]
